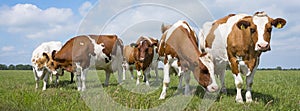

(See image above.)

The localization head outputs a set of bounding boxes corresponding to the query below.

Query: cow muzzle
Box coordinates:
[256,43,270,52]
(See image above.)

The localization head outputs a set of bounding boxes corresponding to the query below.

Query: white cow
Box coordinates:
[31,41,63,91]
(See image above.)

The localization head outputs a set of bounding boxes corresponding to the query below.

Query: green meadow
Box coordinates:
[0,70,299,111]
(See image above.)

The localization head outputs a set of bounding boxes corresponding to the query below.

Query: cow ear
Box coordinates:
[130,43,137,48]
[51,50,56,60]
[272,18,286,29]
[236,20,250,30]
[42,53,50,62]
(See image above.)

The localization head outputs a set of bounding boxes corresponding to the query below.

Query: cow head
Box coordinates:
[134,40,156,62]
[197,53,218,92]
[42,51,63,76]
[252,11,286,52]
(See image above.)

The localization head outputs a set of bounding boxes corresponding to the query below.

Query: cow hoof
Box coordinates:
[159,92,166,100]
[42,88,46,91]
[77,87,82,91]
[236,98,244,103]
[221,88,227,94]
[246,99,253,103]
[159,96,165,100]
[146,81,150,86]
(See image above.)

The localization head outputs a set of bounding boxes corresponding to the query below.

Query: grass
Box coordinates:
[0,70,299,111]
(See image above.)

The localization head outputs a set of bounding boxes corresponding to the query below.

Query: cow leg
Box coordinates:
[129,67,134,80]
[184,71,191,95]
[33,69,39,89]
[104,71,111,86]
[136,70,142,85]
[215,61,227,93]
[122,63,127,80]
[76,73,82,91]
[81,68,88,91]
[70,72,74,83]
[245,58,258,103]
[177,74,183,89]
[117,65,123,84]
[159,62,170,100]
[55,74,59,86]
[154,64,159,82]
[144,68,150,86]
[49,73,53,83]
[230,57,244,103]
[76,63,83,91]
[42,72,49,91]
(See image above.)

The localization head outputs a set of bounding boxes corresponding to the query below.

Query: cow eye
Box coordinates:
[267,28,272,33]
[250,28,256,34]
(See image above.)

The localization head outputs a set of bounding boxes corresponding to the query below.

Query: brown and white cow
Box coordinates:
[200,12,286,103]
[122,36,158,85]
[158,20,218,99]
[31,41,64,90]
[50,35,124,91]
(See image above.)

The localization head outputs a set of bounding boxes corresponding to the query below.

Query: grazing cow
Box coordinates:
[200,12,286,103]
[51,35,124,91]
[158,20,218,99]
[31,41,63,91]
[122,36,158,85]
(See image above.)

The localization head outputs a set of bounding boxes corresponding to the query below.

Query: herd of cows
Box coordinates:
[31,11,286,103]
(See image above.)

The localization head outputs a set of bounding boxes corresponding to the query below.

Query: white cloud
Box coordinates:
[0,3,76,39]
[79,1,92,16]
[1,46,14,51]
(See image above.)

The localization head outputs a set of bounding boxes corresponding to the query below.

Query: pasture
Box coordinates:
[0,70,299,110]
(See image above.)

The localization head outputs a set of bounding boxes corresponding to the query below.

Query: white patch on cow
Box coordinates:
[85,35,108,60]
[199,53,218,92]
[253,16,269,51]
[136,70,142,85]
[165,20,191,42]
[233,74,243,103]
[79,42,84,46]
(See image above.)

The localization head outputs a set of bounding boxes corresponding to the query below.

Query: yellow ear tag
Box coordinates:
[240,25,245,30]
[276,23,282,29]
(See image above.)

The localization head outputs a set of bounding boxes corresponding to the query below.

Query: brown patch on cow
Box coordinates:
[227,16,260,75]
[205,23,219,48]
[205,14,236,48]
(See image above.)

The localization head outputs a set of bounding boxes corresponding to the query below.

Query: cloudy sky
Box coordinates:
[0,0,299,68]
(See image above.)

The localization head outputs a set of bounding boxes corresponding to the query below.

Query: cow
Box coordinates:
[158,20,219,99]
[122,36,158,85]
[31,41,64,91]
[50,35,124,91]
[200,12,286,103]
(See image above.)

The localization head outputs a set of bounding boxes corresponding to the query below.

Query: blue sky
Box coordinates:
[0,0,299,68]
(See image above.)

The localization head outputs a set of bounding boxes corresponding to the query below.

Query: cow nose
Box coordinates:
[258,43,269,49]
[207,84,219,92]
[140,57,145,61]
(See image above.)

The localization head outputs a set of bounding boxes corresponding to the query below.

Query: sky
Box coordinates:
[0,0,299,69]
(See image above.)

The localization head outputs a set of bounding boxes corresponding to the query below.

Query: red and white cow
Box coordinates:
[158,20,218,99]
[200,12,286,103]
[50,35,124,91]
[122,36,158,85]
[31,41,63,91]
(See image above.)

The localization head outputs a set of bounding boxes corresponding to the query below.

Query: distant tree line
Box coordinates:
[0,64,32,70]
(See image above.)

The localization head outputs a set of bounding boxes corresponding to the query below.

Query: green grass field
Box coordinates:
[0,70,299,111]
